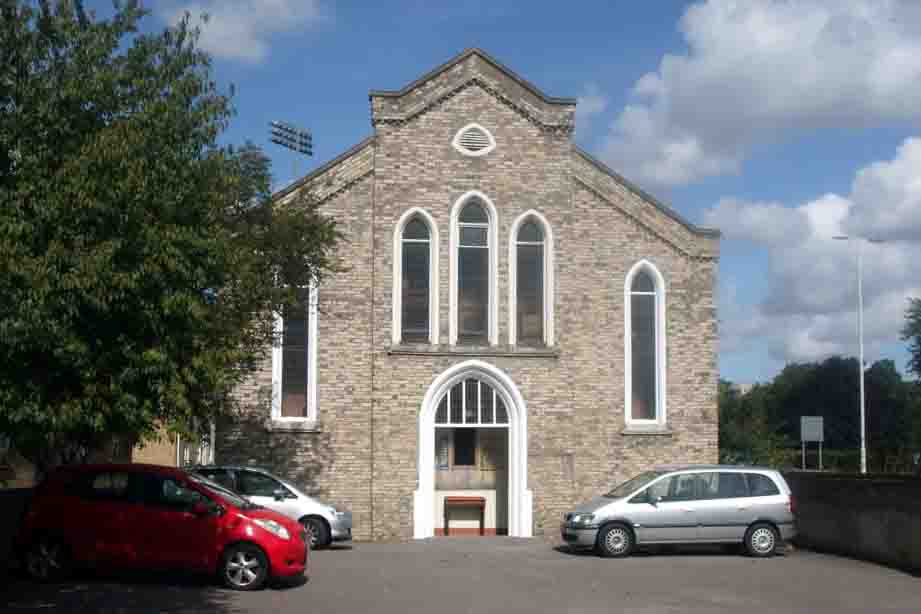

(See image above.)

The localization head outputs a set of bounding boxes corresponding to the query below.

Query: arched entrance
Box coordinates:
[414,360,532,538]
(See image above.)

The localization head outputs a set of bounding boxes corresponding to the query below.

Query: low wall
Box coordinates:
[783,472,921,574]
[0,488,33,574]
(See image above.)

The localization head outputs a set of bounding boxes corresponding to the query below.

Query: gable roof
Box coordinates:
[271,135,375,202]
[369,48,576,105]
[574,146,720,239]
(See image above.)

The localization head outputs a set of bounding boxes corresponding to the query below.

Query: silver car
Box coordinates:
[191,465,352,550]
[561,465,795,558]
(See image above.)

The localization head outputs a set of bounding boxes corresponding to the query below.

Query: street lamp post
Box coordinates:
[833,235,884,474]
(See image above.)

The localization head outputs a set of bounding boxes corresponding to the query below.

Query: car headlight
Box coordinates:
[254,519,290,540]
[571,513,595,526]
[326,505,338,515]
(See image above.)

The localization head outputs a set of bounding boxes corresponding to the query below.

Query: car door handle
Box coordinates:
[681,507,694,513]
[737,505,749,511]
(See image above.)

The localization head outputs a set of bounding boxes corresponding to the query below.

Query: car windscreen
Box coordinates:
[189,474,257,509]
[603,471,664,498]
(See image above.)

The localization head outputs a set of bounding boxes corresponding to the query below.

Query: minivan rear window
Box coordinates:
[746,473,780,496]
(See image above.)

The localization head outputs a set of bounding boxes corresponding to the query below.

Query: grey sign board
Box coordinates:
[801,416,824,443]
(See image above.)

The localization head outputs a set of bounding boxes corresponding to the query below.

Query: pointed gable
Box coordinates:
[369,48,575,133]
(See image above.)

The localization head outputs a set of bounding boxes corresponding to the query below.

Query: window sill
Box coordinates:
[388,344,559,358]
[622,425,672,437]
[265,419,320,433]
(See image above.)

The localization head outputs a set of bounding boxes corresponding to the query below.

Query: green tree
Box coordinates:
[903,297,921,379]
[0,2,340,474]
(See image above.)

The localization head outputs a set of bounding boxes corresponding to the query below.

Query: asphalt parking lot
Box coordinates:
[3,538,919,614]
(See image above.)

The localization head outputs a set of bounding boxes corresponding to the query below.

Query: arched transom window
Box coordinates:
[625,261,667,426]
[435,378,509,426]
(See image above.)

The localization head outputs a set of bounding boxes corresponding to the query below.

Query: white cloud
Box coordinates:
[709,137,921,364]
[162,0,324,63]
[602,0,921,188]
[575,84,608,138]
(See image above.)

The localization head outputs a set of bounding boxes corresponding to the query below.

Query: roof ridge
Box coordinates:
[369,48,577,105]
[271,135,375,201]
[573,145,720,238]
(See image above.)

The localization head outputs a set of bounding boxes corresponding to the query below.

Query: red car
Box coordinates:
[15,463,308,590]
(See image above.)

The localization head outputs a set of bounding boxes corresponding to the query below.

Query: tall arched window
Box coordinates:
[450,192,498,346]
[458,201,489,343]
[508,211,554,346]
[392,208,439,345]
[625,261,666,426]
[401,218,430,342]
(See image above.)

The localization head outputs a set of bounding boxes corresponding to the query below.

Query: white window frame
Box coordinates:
[434,378,510,427]
[624,260,667,428]
[449,191,499,346]
[451,123,496,157]
[392,208,440,345]
[271,281,319,425]
[508,210,554,347]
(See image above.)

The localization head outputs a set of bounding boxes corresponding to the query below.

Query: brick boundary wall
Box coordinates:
[783,471,921,574]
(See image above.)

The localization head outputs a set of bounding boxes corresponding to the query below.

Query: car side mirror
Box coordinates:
[273,488,287,501]
[648,494,662,507]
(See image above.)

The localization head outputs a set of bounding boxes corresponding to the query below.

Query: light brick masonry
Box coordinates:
[216,49,720,541]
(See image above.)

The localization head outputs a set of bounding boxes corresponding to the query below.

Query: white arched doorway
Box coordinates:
[414,360,532,538]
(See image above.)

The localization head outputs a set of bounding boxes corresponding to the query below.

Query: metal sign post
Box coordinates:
[801,416,824,470]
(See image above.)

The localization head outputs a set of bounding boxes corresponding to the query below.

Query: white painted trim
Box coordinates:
[451,123,496,157]
[271,282,319,425]
[624,260,667,427]
[392,208,440,345]
[449,191,499,346]
[414,360,531,538]
[507,210,555,347]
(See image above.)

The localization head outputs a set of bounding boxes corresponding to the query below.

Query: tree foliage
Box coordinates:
[903,297,921,379]
[720,357,921,471]
[0,1,340,473]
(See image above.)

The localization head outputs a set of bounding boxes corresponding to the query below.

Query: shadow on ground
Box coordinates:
[1,567,302,613]
[553,543,754,557]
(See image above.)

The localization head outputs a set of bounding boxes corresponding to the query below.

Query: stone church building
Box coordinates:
[216,49,720,541]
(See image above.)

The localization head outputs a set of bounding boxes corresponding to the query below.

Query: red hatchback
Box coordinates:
[15,463,308,590]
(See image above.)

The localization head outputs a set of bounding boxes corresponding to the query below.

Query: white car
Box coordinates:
[192,465,352,549]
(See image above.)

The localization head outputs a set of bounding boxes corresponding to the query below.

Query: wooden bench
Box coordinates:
[443,496,486,536]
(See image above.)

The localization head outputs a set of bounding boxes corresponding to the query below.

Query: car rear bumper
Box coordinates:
[561,524,598,548]
[778,522,796,542]
[331,511,352,542]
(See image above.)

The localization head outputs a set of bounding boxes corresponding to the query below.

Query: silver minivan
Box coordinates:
[561,465,795,558]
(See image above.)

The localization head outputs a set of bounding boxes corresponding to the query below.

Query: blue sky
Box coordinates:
[92,0,921,383]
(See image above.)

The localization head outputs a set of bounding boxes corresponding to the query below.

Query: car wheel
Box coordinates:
[220,543,269,591]
[744,522,779,557]
[301,517,330,550]
[597,523,634,558]
[24,536,71,582]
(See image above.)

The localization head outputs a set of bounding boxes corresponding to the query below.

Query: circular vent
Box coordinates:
[452,123,496,157]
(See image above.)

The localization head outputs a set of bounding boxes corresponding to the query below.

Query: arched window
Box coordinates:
[508,211,554,346]
[450,192,498,345]
[401,218,430,342]
[392,208,439,345]
[434,378,509,427]
[625,261,667,426]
